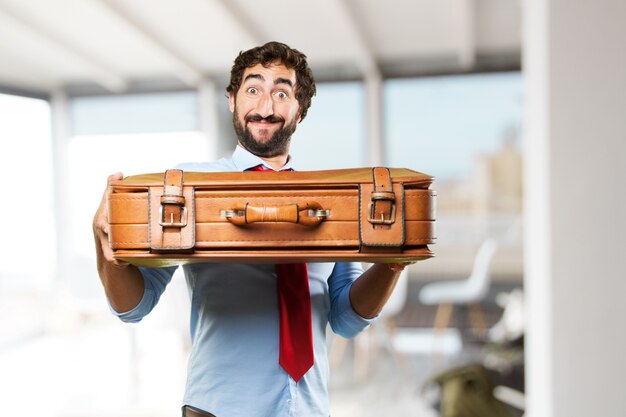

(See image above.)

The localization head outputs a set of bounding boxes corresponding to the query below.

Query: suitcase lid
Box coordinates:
[111,167,434,190]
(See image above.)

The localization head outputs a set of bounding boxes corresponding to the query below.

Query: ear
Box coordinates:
[228,92,235,113]
[295,104,302,124]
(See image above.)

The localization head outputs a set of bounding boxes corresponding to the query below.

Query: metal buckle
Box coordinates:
[159,206,188,227]
[368,203,396,225]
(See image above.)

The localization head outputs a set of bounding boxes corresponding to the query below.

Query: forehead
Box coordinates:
[241,62,297,86]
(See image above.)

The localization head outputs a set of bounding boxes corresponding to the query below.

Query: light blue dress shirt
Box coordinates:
[111,146,375,416]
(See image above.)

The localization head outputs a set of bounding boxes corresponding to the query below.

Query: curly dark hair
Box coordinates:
[227,41,316,121]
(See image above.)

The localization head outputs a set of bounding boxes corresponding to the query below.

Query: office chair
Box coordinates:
[418,238,499,337]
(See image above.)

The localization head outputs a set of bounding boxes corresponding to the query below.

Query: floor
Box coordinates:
[0,286,517,417]
[328,327,462,417]
[327,319,524,417]
[0,324,464,417]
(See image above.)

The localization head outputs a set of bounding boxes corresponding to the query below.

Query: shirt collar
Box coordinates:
[232,145,296,171]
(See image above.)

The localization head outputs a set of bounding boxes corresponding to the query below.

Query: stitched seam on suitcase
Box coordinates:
[193,238,431,243]
[195,238,359,242]
[113,236,433,244]
[196,194,356,197]
[114,241,150,244]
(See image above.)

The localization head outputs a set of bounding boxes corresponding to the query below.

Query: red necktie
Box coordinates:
[247,164,314,382]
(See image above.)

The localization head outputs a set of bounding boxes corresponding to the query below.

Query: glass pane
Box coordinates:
[385,72,524,280]
[290,82,366,170]
[0,93,53,289]
[70,91,198,135]
[385,72,523,180]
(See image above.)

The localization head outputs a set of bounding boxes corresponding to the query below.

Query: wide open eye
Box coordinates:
[246,87,259,95]
[274,90,289,100]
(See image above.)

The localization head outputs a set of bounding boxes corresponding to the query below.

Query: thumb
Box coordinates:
[108,172,124,185]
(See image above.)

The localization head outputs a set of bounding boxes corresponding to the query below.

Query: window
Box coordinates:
[0,93,53,289]
[290,82,366,170]
[65,91,211,277]
[385,72,524,278]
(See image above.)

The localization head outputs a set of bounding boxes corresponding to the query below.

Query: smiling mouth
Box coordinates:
[248,120,277,126]
[245,114,285,125]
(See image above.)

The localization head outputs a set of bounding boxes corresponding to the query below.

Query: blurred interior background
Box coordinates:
[0,1,624,416]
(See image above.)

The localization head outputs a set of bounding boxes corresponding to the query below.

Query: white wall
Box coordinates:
[524,1,626,416]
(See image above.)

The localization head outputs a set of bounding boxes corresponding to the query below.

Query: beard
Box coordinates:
[233,110,297,158]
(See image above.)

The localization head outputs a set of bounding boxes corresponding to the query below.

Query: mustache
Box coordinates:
[245,114,285,123]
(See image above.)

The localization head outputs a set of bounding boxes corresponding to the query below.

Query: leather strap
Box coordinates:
[359,167,405,247]
[149,169,195,251]
[370,167,395,225]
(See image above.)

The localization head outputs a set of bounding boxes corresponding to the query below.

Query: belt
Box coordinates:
[183,406,216,417]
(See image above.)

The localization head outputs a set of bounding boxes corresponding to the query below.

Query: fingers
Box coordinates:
[107,172,124,185]
[97,172,123,212]
[94,172,128,267]
[95,216,129,267]
[95,172,124,211]
[97,172,123,238]
[94,210,109,235]
[100,237,129,267]
[385,261,416,273]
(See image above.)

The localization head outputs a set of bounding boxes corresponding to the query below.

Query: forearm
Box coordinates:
[349,263,406,319]
[95,236,145,313]
[92,172,146,314]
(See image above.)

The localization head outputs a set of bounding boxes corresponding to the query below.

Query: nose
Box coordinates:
[254,94,274,118]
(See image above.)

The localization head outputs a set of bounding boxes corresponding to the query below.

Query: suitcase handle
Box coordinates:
[221,201,328,226]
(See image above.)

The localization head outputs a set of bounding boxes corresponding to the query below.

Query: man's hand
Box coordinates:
[93,173,145,313]
[384,261,416,273]
[93,172,128,267]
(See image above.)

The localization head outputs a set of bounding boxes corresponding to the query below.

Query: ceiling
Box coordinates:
[0,0,521,97]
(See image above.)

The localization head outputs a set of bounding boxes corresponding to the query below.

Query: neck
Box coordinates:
[237,142,290,170]
[260,154,289,170]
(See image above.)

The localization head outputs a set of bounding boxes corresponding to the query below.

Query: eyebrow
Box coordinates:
[243,73,294,88]
[274,77,293,88]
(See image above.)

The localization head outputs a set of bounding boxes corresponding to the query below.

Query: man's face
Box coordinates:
[229,62,301,158]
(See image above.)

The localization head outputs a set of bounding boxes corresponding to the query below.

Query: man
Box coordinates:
[93,41,410,417]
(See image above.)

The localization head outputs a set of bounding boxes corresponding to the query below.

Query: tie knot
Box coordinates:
[247,164,272,172]
[247,164,293,172]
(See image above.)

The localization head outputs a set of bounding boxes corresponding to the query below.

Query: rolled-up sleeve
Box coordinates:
[110,266,177,323]
[327,262,377,338]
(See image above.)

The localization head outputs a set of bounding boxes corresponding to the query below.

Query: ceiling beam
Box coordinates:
[212,0,265,44]
[0,5,127,92]
[0,41,59,92]
[334,0,380,78]
[0,82,50,100]
[96,0,205,88]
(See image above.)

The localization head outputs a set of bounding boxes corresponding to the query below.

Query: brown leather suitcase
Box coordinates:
[108,167,436,266]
